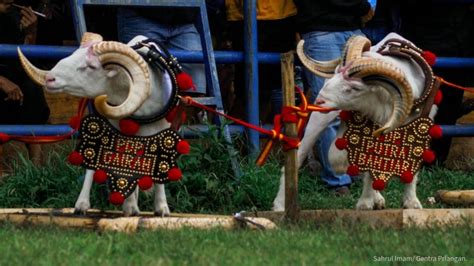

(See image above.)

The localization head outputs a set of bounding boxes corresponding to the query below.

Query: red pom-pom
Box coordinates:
[177,140,190,154]
[119,119,140,136]
[167,167,182,181]
[138,175,153,190]
[422,51,437,66]
[429,125,443,139]
[400,171,414,183]
[68,151,83,165]
[109,192,125,205]
[69,116,82,129]
[347,165,360,177]
[0,133,10,144]
[335,138,348,150]
[339,110,352,121]
[372,179,386,191]
[434,90,443,105]
[93,169,108,184]
[422,150,436,164]
[176,72,195,91]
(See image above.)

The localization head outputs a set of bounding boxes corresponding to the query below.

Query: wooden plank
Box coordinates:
[248,209,474,228]
[436,190,474,206]
[281,51,300,222]
[0,209,277,232]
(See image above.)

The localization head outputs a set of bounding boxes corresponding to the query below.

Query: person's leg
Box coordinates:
[302,30,363,188]
[257,18,296,121]
[168,24,206,95]
[116,8,168,44]
[17,78,49,167]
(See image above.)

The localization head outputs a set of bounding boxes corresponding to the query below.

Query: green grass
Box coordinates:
[0,222,471,265]
[0,127,473,213]
[0,124,473,265]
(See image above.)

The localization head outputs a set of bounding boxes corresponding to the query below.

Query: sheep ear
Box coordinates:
[106,69,118,78]
[86,46,101,69]
[348,77,367,90]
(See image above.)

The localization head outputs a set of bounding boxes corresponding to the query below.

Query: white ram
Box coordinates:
[18,33,174,216]
[273,33,437,211]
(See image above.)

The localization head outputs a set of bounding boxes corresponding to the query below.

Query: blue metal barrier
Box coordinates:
[3,44,474,67]
[2,125,474,138]
[2,0,474,150]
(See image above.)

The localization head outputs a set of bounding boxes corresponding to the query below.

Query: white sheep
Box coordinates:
[273,33,438,211]
[18,32,175,216]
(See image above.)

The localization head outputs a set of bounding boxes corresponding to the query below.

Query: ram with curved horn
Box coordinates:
[274,33,438,211]
[18,32,182,216]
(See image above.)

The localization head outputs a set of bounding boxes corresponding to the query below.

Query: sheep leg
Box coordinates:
[74,169,94,215]
[356,173,385,210]
[122,187,140,216]
[154,184,170,217]
[402,173,422,209]
[272,111,338,211]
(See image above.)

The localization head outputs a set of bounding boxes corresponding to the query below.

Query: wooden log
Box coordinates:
[281,51,300,222]
[248,209,474,228]
[0,208,277,232]
[95,214,278,233]
[436,190,474,206]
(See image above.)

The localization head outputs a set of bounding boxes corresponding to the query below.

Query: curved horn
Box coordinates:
[92,41,151,119]
[342,35,371,65]
[17,48,48,87]
[296,40,341,78]
[80,32,103,47]
[347,58,413,136]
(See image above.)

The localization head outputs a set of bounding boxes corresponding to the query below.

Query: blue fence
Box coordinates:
[1,0,474,152]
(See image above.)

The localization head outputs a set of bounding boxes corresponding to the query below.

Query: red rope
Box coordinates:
[179,87,337,166]
[0,98,88,144]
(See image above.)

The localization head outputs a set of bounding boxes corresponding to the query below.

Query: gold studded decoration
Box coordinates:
[73,114,187,199]
[343,113,433,185]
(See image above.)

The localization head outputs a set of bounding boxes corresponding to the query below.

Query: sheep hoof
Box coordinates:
[154,204,170,217]
[373,192,386,210]
[73,208,87,216]
[154,210,170,217]
[74,200,90,215]
[123,204,140,217]
[356,197,375,210]
[403,197,423,209]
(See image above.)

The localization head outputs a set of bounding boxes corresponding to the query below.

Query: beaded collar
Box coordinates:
[127,39,181,124]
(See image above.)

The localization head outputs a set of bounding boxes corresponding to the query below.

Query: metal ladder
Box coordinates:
[70,0,242,178]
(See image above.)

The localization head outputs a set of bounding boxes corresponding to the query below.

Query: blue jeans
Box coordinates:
[117,8,206,94]
[302,30,364,187]
[362,27,389,44]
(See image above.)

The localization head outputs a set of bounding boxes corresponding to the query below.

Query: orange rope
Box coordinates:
[438,77,474,94]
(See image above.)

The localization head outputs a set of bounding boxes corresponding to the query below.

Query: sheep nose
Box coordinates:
[316,98,325,104]
[45,74,55,83]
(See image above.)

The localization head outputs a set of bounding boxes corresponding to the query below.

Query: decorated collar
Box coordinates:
[126,39,194,124]
[68,114,190,205]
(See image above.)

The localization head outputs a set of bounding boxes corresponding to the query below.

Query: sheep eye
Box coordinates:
[76,66,87,71]
[88,65,97,70]
[352,86,361,91]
